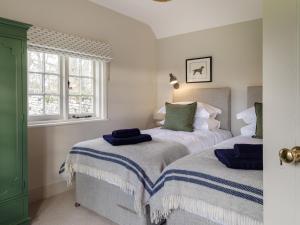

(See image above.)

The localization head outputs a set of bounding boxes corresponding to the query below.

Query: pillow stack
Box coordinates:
[158,101,222,132]
[237,102,263,139]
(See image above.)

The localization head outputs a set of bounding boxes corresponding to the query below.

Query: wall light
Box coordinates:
[169,73,179,89]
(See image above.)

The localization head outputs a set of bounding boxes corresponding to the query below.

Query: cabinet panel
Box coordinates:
[0,37,23,202]
[0,197,27,225]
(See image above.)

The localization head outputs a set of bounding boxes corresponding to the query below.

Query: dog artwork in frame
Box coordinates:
[186,57,212,83]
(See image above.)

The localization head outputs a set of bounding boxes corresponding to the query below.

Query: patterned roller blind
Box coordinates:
[28,26,112,62]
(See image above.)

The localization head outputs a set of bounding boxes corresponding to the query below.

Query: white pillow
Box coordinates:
[159,117,220,131]
[240,124,256,136]
[198,102,222,119]
[158,102,222,119]
[194,117,221,131]
[236,107,256,124]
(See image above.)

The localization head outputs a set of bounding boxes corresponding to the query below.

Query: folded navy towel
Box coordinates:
[233,144,263,160]
[112,128,141,138]
[215,149,263,170]
[103,134,152,146]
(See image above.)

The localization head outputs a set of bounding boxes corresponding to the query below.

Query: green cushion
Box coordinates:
[254,102,263,139]
[162,102,197,132]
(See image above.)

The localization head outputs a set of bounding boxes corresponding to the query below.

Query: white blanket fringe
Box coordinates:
[151,195,263,225]
[64,161,143,214]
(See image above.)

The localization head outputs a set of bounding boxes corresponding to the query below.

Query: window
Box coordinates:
[68,57,95,118]
[28,51,62,120]
[27,50,106,124]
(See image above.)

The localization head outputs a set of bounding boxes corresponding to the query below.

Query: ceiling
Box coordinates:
[89,0,262,39]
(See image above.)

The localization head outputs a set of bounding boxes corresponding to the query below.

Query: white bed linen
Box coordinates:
[213,135,263,149]
[144,127,232,154]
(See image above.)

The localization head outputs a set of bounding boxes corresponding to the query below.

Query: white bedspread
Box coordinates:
[144,128,232,154]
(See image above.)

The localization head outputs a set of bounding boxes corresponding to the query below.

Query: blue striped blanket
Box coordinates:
[59,137,189,214]
[149,138,263,225]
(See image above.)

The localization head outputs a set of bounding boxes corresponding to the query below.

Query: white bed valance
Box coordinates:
[28,26,112,62]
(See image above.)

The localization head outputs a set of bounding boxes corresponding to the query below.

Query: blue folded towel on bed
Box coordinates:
[214,149,263,170]
[112,128,141,138]
[233,144,263,160]
[103,134,152,146]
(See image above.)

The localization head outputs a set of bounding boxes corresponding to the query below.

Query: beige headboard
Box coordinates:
[247,86,262,107]
[173,87,231,130]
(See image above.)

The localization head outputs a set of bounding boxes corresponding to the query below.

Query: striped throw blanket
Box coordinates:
[60,137,189,214]
[150,148,263,225]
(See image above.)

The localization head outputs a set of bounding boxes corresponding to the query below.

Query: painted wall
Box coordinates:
[0,0,157,201]
[156,19,262,136]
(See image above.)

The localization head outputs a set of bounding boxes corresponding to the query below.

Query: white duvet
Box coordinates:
[144,127,232,154]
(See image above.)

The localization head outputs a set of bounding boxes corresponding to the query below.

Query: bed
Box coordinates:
[150,136,263,225]
[149,86,263,225]
[62,87,232,225]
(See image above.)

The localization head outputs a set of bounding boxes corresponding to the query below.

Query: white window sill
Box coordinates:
[28,117,109,128]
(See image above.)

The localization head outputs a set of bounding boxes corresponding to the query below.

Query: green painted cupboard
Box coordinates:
[0,18,31,225]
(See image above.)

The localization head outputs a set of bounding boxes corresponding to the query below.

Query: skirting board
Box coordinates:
[29,181,73,203]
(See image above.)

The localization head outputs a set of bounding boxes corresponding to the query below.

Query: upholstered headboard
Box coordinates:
[247,86,262,107]
[173,87,231,130]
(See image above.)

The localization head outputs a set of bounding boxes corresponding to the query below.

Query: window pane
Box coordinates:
[69,57,80,75]
[45,95,60,115]
[82,59,93,77]
[45,53,59,74]
[81,78,93,95]
[69,96,81,114]
[28,51,43,72]
[28,95,44,115]
[81,96,93,114]
[45,75,60,94]
[69,77,80,95]
[28,73,43,94]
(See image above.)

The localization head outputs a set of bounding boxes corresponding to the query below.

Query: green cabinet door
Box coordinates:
[0,37,23,202]
[0,17,30,225]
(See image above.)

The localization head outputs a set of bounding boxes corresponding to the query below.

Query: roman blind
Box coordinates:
[27,26,112,62]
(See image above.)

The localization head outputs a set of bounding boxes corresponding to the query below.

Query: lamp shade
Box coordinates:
[169,73,178,84]
[169,73,179,89]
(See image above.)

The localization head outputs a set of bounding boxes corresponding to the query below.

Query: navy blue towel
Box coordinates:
[112,128,141,138]
[103,134,152,146]
[215,149,263,170]
[233,144,263,160]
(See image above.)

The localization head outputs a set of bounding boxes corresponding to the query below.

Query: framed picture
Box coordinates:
[186,57,212,83]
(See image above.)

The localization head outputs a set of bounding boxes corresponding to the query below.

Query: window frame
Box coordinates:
[27,50,107,125]
[65,57,97,119]
[27,51,64,122]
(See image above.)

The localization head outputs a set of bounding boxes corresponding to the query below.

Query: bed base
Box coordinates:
[166,210,220,225]
[75,173,162,225]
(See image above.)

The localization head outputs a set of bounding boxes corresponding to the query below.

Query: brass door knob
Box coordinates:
[279,146,300,165]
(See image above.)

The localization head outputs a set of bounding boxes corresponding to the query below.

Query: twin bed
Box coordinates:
[61,86,262,225]
[150,135,263,225]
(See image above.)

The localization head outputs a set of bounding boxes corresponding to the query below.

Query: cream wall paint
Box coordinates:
[156,19,262,136]
[0,0,157,201]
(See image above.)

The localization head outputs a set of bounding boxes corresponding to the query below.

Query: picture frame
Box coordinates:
[186,57,212,83]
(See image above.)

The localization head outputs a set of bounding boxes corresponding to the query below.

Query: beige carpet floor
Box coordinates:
[30,191,117,225]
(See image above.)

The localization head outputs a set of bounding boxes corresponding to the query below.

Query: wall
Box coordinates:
[156,19,262,136]
[0,0,157,202]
